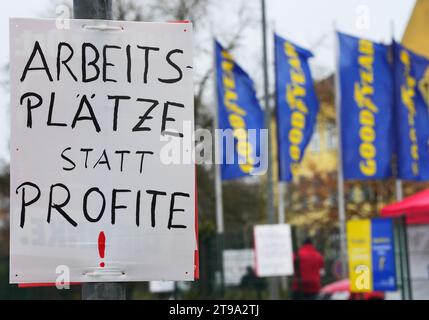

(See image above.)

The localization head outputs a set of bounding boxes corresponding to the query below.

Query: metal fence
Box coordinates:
[1,221,424,300]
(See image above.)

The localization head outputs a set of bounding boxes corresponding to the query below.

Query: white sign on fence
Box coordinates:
[10,18,196,283]
[408,225,429,300]
[149,281,175,293]
[223,249,255,286]
[254,224,294,277]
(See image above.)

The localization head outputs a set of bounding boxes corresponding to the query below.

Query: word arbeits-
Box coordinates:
[20,41,188,84]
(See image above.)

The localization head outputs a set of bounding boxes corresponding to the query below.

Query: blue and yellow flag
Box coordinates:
[215,41,266,180]
[338,32,394,180]
[274,34,319,182]
[394,42,429,181]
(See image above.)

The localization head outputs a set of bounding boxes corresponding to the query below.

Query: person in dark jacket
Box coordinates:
[292,238,325,300]
[241,266,266,299]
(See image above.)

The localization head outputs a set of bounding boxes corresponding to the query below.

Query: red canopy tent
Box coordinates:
[381,189,429,225]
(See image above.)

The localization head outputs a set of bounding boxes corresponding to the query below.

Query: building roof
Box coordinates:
[402,0,429,58]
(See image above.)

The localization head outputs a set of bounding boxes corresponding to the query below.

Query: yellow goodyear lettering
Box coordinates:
[354,39,377,176]
[400,50,419,176]
[221,50,255,174]
[284,42,308,174]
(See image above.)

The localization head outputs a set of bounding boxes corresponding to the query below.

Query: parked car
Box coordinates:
[318,279,385,300]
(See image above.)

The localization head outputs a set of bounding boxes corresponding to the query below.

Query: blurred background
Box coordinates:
[1,0,429,299]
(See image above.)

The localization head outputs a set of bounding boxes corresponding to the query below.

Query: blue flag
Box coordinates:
[215,41,266,180]
[394,42,429,181]
[338,32,394,180]
[274,34,319,182]
[371,218,397,292]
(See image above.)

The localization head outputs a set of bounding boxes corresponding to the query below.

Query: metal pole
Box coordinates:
[213,126,225,233]
[278,181,289,293]
[212,38,226,296]
[397,218,407,300]
[390,21,404,202]
[212,41,225,236]
[74,0,126,300]
[401,216,413,300]
[272,22,285,227]
[73,0,112,19]
[395,180,404,201]
[393,219,405,300]
[261,0,278,300]
[333,23,348,278]
[278,182,286,224]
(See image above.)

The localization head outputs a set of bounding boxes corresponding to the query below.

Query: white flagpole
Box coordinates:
[272,22,287,226]
[212,37,225,295]
[391,20,404,202]
[214,125,224,234]
[212,39,225,235]
[278,182,286,224]
[333,22,348,278]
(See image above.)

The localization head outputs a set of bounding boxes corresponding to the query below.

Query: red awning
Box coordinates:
[380,189,429,225]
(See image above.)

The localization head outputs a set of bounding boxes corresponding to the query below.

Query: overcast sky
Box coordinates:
[0,0,416,163]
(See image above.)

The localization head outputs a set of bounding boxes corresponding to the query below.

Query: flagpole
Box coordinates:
[333,22,348,278]
[212,40,225,235]
[212,37,225,294]
[390,20,404,202]
[261,0,279,300]
[278,182,286,224]
[272,24,286,226]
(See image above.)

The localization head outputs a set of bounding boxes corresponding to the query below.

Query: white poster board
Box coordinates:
[407,225,429,300]
[254,224,294,277]
[10,18,196,283]
[223,249,255,286]
[149,281,175,293]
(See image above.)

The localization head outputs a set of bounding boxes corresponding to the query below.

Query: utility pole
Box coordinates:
[73,0,126,300]
[333,23,348,278]
[390,21,404,203]
[261,0,279,300]
[213,38,226,295]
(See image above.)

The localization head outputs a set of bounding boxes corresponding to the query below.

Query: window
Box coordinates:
[310,130,321,153]
[325,122,337,150]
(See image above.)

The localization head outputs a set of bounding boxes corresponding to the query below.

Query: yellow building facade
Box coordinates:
[402,0,429,102]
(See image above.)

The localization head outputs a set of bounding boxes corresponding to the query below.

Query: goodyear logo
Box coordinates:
[354,39,377,177]
[221,50,256,174]
[284,42,307,176]
[400,50,419,176]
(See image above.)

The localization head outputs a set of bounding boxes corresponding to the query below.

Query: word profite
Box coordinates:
[16,183,191,230]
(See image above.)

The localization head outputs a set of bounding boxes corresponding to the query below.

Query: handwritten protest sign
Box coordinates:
[10,18,196,283]
[254,224,294,277]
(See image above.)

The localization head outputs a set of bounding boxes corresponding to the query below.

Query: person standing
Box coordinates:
[292,238,325,300]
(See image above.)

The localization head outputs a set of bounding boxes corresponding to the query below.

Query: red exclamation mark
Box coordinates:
[98,231,106,268]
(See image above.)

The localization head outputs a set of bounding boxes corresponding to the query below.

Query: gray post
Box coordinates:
[73,0,126,300]
[333,23,348,278]
[212,38,226,295]
[390,21,404,202]
[401,216,413,300]
[73,0,112,20]
[277,182,285,224]
[261,0,279,300]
